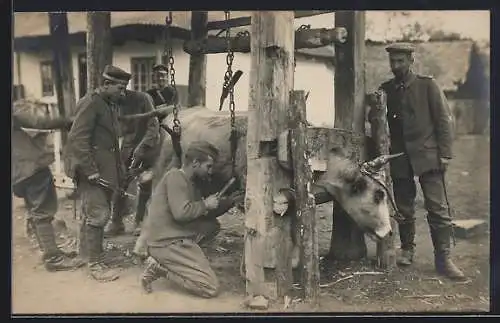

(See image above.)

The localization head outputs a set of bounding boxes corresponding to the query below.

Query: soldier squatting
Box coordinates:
[11,42,465,299]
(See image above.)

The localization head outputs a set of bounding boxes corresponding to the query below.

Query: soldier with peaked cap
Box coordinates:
[12,99,84,272]
[146,64,177,109]
[376,42,465,280]
[138,140,244,297]
[63,64,131,282]
[126,63,177,242]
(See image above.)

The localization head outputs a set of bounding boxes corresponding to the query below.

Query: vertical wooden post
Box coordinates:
[329,11,367,261]
[48,12,77,145]
[187,11,208,107]
[86,12,112,92]
[290,90,319,307]
[368,91,398,269]
[245,11,295,306]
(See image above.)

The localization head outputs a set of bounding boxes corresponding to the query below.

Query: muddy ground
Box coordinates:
[11,134,490,314]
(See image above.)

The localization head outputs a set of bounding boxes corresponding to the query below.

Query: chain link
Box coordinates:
[165,11,181,134]
[222,11,237,173]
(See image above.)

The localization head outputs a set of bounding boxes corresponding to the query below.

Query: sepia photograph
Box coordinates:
[11,10,491,314]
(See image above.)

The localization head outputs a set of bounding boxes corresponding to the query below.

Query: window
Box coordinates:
[40,61,54,97]
[131,57,156,92]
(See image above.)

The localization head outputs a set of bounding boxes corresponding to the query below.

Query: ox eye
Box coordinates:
[373,189,385,204]
[350,176,367,195]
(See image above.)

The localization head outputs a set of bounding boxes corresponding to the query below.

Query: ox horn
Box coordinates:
[365,152,405,170]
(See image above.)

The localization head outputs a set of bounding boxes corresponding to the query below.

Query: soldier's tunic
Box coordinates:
[64,90,125,228]
[146,86,176,108]
[380,71,454,229]
[119,90,161,169]
[143,168,235,298]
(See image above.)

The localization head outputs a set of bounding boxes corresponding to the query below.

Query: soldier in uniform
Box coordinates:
[63,65,131,282]
[12,99,84,272]
[139,141,244,297]
[129,64,177,239]
[103,89,161,237]
[146,64,176,108]
[379,43,465,280]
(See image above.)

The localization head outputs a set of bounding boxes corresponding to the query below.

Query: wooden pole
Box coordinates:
[367,91,398,269]
[187,11,208,107]
[289,90,319,307]
[183,27,347,55]
[329,11,367,261]
[48,12,77,145]
[245,11,295,307]
[86,12,112,92]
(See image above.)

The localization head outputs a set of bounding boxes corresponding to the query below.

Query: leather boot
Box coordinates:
[397,222,416,266]
[430,225,467,281]
[140,256,167,294]
[134,181,152,236]
[86,224,121,282]
[35,220,84,272]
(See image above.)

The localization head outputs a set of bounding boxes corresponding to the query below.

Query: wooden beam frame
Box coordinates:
[187,11,208,107]
[86,12,112,92]
[206,10,334,30]
[183,27,347,55]
[244,11,295,308]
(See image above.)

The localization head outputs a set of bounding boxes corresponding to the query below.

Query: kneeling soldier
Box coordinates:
[139,141,244,298]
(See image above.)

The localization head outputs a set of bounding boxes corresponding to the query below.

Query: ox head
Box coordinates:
[316,150,396,242]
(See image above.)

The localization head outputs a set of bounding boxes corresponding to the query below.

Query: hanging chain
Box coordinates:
[222,11,237,173]
[165,12,181,134]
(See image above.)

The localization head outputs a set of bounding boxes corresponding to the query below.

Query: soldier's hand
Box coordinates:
[87,173,101,183]
[204,194,220,210]
[439,157,450,172]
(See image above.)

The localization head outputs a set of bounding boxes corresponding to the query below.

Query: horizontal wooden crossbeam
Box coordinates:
[183,27,347,55]
[206,10,335,30]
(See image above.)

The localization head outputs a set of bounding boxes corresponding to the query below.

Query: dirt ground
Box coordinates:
[11,134,491,314]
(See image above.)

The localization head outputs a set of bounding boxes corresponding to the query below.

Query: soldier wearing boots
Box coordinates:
[139,141,244,297]
[130,64,177,237]
[12,99,84,272]
[379,43,465,280]
[103,89,161,237]
[63,65,131,282]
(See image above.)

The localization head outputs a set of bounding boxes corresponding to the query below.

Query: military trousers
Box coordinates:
[148,238,220,298]
[393,169,453,230]
[79,181,113,228]
[13,167,58,224]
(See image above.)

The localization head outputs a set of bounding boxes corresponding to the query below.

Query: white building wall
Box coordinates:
[15,39,336,126]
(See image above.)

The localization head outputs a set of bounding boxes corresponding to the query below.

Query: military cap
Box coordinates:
[385,42,416,54]
[152,64,169,73]
[102,65,131,85]
[186,140,220,160]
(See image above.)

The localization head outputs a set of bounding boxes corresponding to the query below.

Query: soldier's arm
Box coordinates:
[139,93,160,148]
[428,78,453,159]
[67,100,99,177]
[12,101,72,130]
[165,170,208,223]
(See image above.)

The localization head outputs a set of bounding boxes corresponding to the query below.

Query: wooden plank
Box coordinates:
[86,12,112,92]
[289,90,319,307]
[183,27,347,55]
[367,91,398,269]
[187,11,208,107]
[206,10,334,30]
[48,12,76,145]
[329,11,367,261]
[245,11,295,306]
